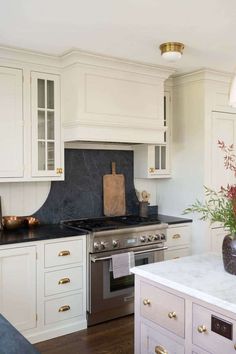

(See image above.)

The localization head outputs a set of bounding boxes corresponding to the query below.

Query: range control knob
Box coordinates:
[112,240,119,248]
[153,234,161,241]
[148,235,154,242]
[140,236,146,243]
[100,241,107,250]
[94,242,100,251]
[160,233,166,240]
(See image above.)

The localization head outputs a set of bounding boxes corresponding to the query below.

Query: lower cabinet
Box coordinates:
[0,245,36,331]
[141,322,184,354]
[164,223,191,261]
[0,235,87,343]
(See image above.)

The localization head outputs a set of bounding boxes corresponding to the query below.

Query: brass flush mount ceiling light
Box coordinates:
[159,42,185,62]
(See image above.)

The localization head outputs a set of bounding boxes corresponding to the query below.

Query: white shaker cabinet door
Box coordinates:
[0,67,23,178]
[0,246,36,331]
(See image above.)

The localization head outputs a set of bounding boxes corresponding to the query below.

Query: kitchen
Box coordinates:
[0,1,236,354]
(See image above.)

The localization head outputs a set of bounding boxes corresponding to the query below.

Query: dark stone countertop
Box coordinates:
[0,224,87,246]
[0,314,39,354]
[157,214,192,225]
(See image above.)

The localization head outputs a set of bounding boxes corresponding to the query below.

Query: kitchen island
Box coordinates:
[132,253,236,354]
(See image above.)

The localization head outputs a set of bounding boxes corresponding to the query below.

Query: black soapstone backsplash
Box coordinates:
[34,149,140,224]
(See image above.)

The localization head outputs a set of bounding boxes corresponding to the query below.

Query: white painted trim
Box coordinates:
[25,319,87,344]
[173,69,233,86]
[65,142,133,150]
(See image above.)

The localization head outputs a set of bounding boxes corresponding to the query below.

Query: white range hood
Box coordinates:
[61,50,174,144]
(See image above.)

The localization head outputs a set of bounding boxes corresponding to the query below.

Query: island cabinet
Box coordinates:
[133,254,236,354]
[0,235,87,344]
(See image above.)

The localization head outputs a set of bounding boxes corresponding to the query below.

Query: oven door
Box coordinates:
[88,245,166,325]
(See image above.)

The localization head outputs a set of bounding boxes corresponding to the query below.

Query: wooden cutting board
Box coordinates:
[103,162,126,216]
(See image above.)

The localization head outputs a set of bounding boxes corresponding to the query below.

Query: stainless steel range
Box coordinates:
[63,215,168,326]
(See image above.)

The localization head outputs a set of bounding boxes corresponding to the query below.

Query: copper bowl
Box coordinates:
[2,216,25,230]
[26,217,40,227]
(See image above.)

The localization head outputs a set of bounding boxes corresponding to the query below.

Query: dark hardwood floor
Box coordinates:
[35,315,134,354]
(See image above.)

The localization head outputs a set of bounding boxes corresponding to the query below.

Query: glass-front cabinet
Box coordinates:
[31,72,63,178]
[134,91,171,178]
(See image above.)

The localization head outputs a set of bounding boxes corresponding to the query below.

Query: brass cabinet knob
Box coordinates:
[58,250,71,257]
[58,305,71,313]
[56,167,63,174]
[155,345,168,354]
[172,234,181,239]
[149,167,155,173]
[197,325,207,333]
[58,277,71,285]
[143,299,151,306]
[234,344,236,350]
[168,311,177,319]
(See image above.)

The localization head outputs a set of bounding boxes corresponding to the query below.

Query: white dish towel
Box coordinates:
[111,252,135,279]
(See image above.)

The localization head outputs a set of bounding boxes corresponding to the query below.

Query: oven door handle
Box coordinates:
[90,246,168,263]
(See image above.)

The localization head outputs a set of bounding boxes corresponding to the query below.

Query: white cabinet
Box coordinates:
[210,226,228,253]
[0,67,23,179]
[31,72,63,178]
[134,92,171,178]
[164,223,191,261]
[0,235,87,344]
[0,246,36,331]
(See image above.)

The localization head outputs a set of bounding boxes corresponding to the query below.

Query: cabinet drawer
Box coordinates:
[164,247,190,261]
[193,304,236,354]
[167,225,190,248]
[45,266,83,296]
[140,281,185,338]
[44,239,83,268]
[141,322,184,354]
[45,293,83,325]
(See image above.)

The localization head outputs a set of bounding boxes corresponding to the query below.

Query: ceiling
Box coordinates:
[1,0,236,74]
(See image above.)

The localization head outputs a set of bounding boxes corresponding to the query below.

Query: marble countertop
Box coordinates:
[0,314,39,354]
[131,253,236,314]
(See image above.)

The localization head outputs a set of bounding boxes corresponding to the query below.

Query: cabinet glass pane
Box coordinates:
[38,142,46,170]
[38,111,45,139]
[47,142,55,170]
[155,146,160,170]
[161,146,166,169]
[47,80,54,109]
[38,79,45,108]
[47,111,54,140]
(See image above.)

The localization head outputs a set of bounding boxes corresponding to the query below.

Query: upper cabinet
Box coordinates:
[0,46,64,182]
[133,90,172,178]
[31,72,63,178]
[62,51,174,144]
[0,67,24,179]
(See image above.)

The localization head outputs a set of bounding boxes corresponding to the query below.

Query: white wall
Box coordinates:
[0,182,51,216]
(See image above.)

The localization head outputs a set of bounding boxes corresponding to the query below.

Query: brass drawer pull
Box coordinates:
[172,234,181,239]
[58,250,71,257]
[198,325,207,333]
[155,345,168,354]
[58,305,71,313]
[58,277,71,285]
[168,311,177,319]
[143,299,151,306]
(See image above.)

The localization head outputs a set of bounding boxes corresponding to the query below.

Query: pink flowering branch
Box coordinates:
[218,140,236,176]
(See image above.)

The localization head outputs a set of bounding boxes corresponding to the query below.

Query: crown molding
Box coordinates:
[173,68,233,86]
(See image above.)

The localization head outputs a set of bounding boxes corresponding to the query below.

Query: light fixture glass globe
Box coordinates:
[229,76,236,107]
[162,51,182,62]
